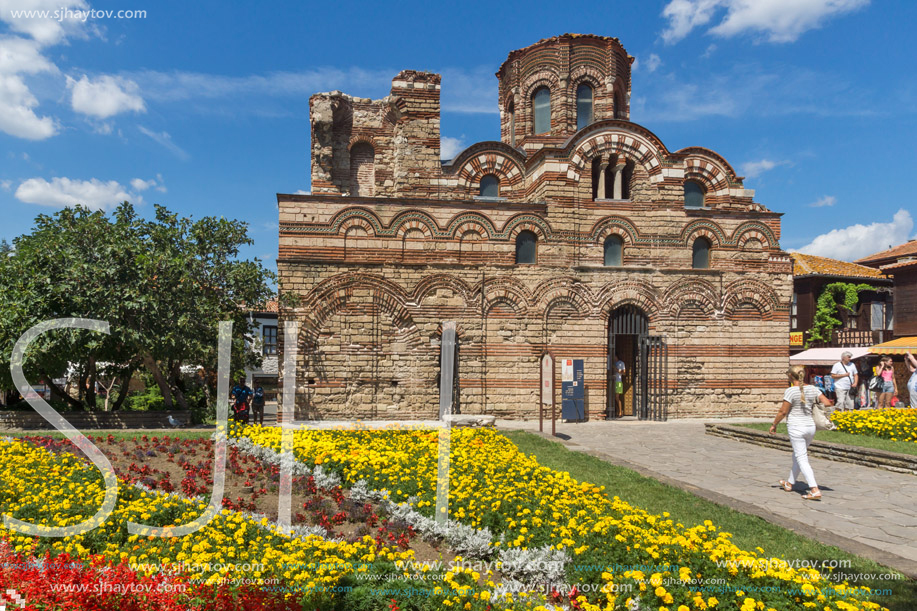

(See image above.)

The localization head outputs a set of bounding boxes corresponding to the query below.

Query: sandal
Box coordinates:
[802,490,822,501]
[778,480,793,492]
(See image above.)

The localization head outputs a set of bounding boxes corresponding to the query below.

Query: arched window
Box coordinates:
[515,230,537,264]
[508,101,515,147]
[684,180,705,209]
[692,237,711,269]
[532,86,551,134]
[479,174,500,198]
[576,83,593,131]
[604,235,623,266]
[349,142,375,196]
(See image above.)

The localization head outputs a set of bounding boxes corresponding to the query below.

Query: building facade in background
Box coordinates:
[277,34,793,421]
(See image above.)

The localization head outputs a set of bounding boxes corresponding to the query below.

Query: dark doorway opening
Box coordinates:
[607,304,668,421]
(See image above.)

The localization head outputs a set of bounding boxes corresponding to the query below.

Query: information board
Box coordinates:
[560,359,584,420]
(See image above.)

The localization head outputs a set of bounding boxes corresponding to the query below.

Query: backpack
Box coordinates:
[868,375,882,392]
[253,387,265,404]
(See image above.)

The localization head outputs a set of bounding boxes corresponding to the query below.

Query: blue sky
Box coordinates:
[1,0,915,268]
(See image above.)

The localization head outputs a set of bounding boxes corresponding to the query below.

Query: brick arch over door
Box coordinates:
[597,280,662,322]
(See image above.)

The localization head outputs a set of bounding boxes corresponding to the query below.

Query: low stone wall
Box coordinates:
[705,423,917,476]
[0,410,193,431]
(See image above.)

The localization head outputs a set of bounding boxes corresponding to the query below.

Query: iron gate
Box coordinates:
[637,335,668,421]
[607,305,668,421]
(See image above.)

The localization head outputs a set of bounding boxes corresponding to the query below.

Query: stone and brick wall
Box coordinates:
[279,33,793,421]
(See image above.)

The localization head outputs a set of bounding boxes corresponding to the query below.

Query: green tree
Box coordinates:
[806,282,872,347]
[0,203,275,411]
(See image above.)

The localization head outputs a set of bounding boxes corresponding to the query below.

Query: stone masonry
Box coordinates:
[278,33,793,421]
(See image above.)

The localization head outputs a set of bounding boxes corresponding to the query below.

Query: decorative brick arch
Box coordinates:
[568,130,664,184]
[532,277,595,316]
[412,274,473,306]
[680,219,727,247]
[597,281,662,321]
[456,152,524,198]
[347,135,377,150]
[445,212,498,240]
[731,221,779,249]
[662,279,720,318]
[338,216,375,237]
[521,71,560,134]
[502,214,553,240]
[683,154,731,194]
[478,276,532,314]
[590,216,639,245]
[299,273,417,347]
[329,207,384,236]
[390,210,439,239]
[722,279,779,319]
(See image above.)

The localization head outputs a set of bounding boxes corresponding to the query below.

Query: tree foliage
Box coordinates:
[0,203,275,411]
[807,282,872,347]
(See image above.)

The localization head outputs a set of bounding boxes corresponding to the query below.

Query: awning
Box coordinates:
[869,336,917,355]
[789,347,872,366]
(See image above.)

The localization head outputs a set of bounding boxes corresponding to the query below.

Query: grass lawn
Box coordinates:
[1,429,213,441]
[736,423,917,457]
[502,429,916,611]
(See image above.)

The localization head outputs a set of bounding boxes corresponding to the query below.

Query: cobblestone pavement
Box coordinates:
[498,418,917,576]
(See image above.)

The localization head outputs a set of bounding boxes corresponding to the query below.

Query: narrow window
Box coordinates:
[508,101,515,147]
[533,87,550,134]
[349,142,375,196]
[262,325,278,356]
[479,174,500,198]
[576,83,593,131]
[684,180,705,208]
[515,230,537,264]
[692,237,711,269]
[604,235,623,266]
[614,91,625,119]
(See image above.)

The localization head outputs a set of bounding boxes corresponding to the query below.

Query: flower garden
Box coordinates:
[0,424,892,610]
[831,409,917,444]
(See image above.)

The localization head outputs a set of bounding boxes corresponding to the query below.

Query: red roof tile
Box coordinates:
[790,253,886,279]
[855,239,917,266]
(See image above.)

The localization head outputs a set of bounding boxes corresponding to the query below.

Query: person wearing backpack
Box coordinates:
[251,385,266,426]
[231,378,253,424]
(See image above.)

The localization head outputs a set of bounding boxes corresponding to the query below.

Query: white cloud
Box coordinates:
[795,209,914,261]
[740,158,789,178]
[0,0,91,46]
[0,179,11,190]
[661,0,870,44]
[67,74,145,118]
[809,195,836,207]
[0,72,57,139]
[127,65,498,115]
[645,54,662,73]
[440,135,466,160]
[14,176,140,210]
[130,175,166,193]
[138,126,190,160]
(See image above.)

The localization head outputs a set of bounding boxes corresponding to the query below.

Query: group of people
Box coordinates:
[770,350,917,502]
[230,378,266,425]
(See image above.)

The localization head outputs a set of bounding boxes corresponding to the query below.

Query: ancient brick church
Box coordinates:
[277,33,792,421]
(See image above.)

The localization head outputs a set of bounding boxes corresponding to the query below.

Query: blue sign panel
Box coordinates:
[560,359,584,420]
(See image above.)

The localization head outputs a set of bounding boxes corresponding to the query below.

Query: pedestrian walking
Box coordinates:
[770,365,834,501]
[905,351,917,409]
[251,385,266,426]
[829,351,858,412]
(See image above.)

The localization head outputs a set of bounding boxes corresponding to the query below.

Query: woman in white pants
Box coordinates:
[769,365,834,501]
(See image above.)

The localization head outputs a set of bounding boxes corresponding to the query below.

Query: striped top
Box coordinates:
[783,385,823,423]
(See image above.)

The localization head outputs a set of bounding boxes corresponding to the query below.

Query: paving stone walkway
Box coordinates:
[498,418,917,577]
